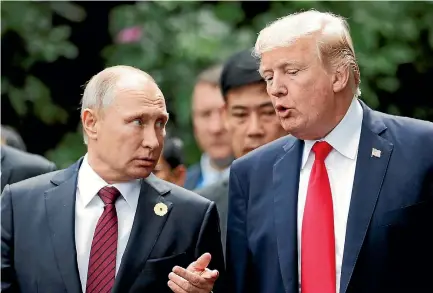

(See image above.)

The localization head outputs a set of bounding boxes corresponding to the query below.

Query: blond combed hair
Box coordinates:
[254,9,361,98]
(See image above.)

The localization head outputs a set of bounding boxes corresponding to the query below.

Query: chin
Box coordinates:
[128,168,153,179]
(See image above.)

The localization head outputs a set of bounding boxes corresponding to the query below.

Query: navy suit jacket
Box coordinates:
[185,163,202,190]
[1,159,225,293]
[226,101,433,293]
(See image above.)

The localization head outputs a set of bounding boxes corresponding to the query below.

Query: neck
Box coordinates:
[86,150,129,184]
[299,96,354,141]
[208,155,234,171]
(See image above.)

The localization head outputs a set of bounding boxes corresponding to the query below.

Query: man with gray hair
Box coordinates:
[186,64,234,190]
[227,10,433,293]
[1,66,224,293]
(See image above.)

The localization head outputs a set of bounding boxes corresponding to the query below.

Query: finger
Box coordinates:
[201,269,219,280]
[168,272,201,293]
[187,253,211,271]
[167,279,188,293]
[172,267,212,290]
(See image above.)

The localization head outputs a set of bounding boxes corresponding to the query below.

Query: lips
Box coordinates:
[275,104,291,118]
[136,158,156,166]
[275,104,288,112]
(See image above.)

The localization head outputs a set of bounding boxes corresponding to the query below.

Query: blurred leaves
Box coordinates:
[45,127,87,169]
[7,75,68,124]
[2,1,84,127]
[103,0,433,165]
[103,1,256,164]
[2,1,433,168]
[1,1,85,163]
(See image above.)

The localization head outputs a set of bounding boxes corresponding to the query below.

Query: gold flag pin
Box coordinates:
[154,202,168,216]
[371,148,381,158]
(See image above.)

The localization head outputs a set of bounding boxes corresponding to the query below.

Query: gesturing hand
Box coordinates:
[168,253,219,293]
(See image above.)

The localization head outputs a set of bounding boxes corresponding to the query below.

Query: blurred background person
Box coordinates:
[196,48,287,256]
[185,64,234,190]
[1,125,27,151]
[1,144,57,192]
[154,135,187,187]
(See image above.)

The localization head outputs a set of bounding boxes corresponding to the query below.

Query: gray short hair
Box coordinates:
[196,64,223,86]
[80,65,154,144]
[254,9,361,98]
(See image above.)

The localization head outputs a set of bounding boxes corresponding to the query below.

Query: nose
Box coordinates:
[141,128,160,150]
[246,113,264,138]
[268,76,288,99]
[208,109,225,134]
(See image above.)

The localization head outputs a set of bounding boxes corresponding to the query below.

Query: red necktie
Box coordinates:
[301,141,336,293]
[86,186,120,293]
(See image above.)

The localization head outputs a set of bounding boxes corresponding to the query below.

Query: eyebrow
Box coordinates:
[259,60,301,76]
[126,111,169,120]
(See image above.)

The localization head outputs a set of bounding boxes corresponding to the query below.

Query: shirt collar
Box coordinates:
[200,153,230,184]
[301,98,363,169]
[77,154,141,208]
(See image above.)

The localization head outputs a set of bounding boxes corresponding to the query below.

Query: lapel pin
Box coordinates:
[371,148,381,158]
[154,202,168,216]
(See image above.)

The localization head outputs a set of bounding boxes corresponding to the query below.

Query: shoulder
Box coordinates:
[377,111,433,135]
[2,170,61,203]
[195,178,228,200]
[2,145,56,172]
[186,163,201,175]
[374,111,433,153]
[231,135,294,173]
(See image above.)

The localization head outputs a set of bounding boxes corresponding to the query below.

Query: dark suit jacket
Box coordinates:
[1,159,225,293]
[185,163,202,190]
[226,101,433,293]
[1,145,56,192]
[196,178,229,259]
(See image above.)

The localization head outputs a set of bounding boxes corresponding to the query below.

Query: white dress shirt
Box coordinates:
[297,98,363,293]
[199,153,231,188]
[75,155,141,293]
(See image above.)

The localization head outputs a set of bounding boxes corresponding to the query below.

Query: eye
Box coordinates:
[232,112,248,118]
[264,75,273,83]
[286,69,299,75]
[156,119,165,128]
[132,119,143,126]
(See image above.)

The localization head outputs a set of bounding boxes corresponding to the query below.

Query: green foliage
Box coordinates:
[104,1,433,165]
[1,1,86,163]
[2,1,433,168]
[103,1,256,164]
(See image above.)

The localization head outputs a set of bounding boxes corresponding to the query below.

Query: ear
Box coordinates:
[172,165,187,187]
[82,108,100,142]
[332,65,350,93]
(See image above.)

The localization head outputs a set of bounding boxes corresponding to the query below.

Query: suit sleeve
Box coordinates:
[1,185,19,293]
[195,201,226,293]
[226,167,253,293]
[48,162,57,172]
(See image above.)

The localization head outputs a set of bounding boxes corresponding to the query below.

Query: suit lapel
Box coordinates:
[113,174,172,293]
[44,160,82,293]
[340,103,393,293]
[273,137,303,293]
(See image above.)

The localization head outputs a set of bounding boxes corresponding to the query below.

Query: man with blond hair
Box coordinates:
[226,10,433,293]
[1,66,224,293]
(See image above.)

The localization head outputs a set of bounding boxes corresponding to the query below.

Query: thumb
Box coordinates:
[188,253,211,271]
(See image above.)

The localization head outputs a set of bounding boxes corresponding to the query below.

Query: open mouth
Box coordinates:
[275,105,290,115]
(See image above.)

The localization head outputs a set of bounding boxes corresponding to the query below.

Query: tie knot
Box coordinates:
[98,186,120,205]
[312,141,333,161]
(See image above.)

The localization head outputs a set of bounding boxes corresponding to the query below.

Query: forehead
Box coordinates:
[111,80,167,114]
[259,37,318,72]
[192,82,224,110]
